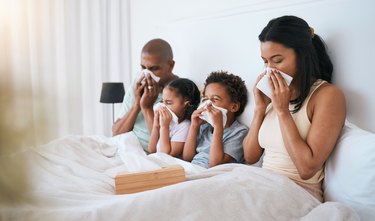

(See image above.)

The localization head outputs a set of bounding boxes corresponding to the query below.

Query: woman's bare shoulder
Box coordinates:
[312,82,345,104]
[308,82,346,120]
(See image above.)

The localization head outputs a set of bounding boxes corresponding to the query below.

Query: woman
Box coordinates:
[243,15,346,202]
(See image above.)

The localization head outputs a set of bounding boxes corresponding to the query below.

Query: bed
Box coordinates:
[1,121,374,221]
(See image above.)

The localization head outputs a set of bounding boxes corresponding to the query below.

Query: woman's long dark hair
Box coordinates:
[258,15,333,113]
[166,78,200,120]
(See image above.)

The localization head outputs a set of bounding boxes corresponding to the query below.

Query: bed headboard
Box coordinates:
[128,0,375,132]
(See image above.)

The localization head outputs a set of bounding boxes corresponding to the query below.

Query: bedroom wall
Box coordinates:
[126,0,375,132]
[0,0,132,141]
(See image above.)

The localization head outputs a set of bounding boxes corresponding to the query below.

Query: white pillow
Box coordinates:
[324,121,375,221]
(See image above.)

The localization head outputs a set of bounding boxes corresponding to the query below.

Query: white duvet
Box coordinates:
[0,132,359,221]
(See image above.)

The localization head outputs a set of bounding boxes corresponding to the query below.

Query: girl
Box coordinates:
[148,78,200,158]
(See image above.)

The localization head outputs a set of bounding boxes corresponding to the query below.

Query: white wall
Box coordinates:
[128,0,375,132]
[0,0,132,143]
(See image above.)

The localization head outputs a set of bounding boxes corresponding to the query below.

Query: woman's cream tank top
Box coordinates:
[259,79,326,184]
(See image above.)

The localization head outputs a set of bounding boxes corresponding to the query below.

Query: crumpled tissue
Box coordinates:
[153,102,179,125]
[197,100,227,127]
[140,69,160,84]
[256,67,293,99]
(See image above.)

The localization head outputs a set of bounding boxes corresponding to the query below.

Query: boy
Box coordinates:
[183,71,248,168]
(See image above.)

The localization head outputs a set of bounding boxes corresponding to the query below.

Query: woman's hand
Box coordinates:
[253,72,271,111]
[269,70,291,115]
[158,107,172,127]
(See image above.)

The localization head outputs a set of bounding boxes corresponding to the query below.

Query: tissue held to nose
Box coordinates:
[140,69,160,84]
[197,100,227,127]
[153,102,179,125]
[256,67,293,99]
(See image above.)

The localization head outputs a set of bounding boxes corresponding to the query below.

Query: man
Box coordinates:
[112,39,178,152]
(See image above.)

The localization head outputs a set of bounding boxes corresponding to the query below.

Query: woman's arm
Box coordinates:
[243,73,269,164]
[271,73,346,179]
[243,108,265,164]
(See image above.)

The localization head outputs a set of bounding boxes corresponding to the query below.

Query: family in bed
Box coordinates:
[112,15,346,202]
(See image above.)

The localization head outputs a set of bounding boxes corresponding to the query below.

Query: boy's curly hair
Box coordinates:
[204,71,248,117]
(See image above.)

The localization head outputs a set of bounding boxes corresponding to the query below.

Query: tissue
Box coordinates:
[140,69,160,84]
[153,102,179,125]
[197,100,227,127]
[256,67,293,99]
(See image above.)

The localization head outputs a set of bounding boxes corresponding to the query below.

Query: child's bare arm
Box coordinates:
[159,126,185,157]
[167,141,185,157]
[182,124,199,161]
[158,107,174,155]
[148,111,160,153]
[183,109,204,161]
[207,106,232,167]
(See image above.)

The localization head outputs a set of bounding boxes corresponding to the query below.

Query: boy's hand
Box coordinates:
[191,108,205,127]
[159,107,172,127]
[206,104,223,128]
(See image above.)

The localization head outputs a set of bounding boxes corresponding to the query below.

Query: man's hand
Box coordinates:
[134,75,146,107]
[140,74,160,109]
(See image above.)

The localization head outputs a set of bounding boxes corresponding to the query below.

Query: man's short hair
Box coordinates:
[141,38,173,61]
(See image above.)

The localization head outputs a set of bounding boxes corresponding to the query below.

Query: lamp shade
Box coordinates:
[100,82,125,103]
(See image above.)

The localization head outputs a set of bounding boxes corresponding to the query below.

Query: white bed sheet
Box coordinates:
[0,132,359,221]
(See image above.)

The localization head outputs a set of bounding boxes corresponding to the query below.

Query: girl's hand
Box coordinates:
[269,70,291,115]
[191,108,205,127]
[206,103,223,128]
[153,110,160,128]
[253,72,271,111]
[159,107,172,127]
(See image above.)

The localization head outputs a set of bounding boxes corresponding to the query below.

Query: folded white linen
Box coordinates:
[0,134,359,221]
[197,100,227,127]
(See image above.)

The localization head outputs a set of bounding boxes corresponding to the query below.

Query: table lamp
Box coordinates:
[100,82,125,123]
